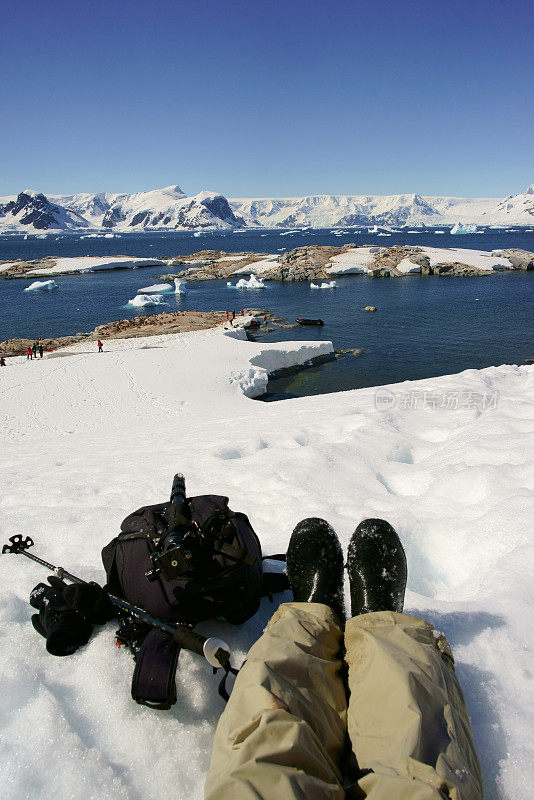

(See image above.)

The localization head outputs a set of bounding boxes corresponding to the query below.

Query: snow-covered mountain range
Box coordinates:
[0,186,242,233]
[230,185,534,228]
[1,183,533,233]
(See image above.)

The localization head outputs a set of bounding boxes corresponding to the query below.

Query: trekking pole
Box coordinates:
[2,534,234,676]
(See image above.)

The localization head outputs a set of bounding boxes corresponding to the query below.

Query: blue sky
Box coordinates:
[1,0,533,197]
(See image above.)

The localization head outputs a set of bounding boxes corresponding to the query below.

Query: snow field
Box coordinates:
[233,255,279,275]
[326,247,380,274]
[396,257,422,274]
[21,256,166,276]
[421,247,513,271]
[0,329,533,800]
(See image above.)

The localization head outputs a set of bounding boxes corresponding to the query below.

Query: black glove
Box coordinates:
[29,578,94,656]
[58,578,115,625]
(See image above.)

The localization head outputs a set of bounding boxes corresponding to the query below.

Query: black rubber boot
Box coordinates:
[286,518,345,623]
[347,518,407,617]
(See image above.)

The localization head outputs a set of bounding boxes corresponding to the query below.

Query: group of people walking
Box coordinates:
[26,340,44,360]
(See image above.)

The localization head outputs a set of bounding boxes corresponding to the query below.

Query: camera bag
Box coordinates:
[101,495,288,709]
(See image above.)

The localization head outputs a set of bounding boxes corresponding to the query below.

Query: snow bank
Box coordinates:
[396,258,422,274]
[24,279,58,291]
[127,294,167,307]
[26,256,166,276]
[420,247,513,271]
[137,283,173,293]
[326,247,380,274]
[0,330,533,800]
[233,256,279,275]
[310,280,338,289]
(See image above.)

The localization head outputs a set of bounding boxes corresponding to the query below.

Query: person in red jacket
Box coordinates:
[97,340,103,353]
[27,346,33,360]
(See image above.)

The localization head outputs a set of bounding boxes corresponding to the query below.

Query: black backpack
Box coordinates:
[101,492,288,709]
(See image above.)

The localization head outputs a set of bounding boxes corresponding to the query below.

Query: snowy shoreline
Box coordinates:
[1,327,533,800]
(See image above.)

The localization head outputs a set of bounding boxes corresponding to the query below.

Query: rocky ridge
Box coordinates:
[0,310,231,357]
[160,246,534,281]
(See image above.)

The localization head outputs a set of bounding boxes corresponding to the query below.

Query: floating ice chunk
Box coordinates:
[137,283,173,293]
[24,279,58,291]
[310,281,338,289]
[127,294,167,307]
[174,279,187,293]
[450,222,478,234]
[234,275,266,289]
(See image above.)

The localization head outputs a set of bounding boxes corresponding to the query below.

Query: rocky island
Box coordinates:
[2,245,532,282]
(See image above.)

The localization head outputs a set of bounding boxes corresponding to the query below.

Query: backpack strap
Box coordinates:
[261,554,290,601]
[131,628,181,710]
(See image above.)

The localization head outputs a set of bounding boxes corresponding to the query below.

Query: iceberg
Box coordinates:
[127,294,167,307]
[450,222,478,234]
[310,281,338,289]
[234,275,266,289]
[174,279,187,293]
[137,283,174,293]
[24,279,58,291]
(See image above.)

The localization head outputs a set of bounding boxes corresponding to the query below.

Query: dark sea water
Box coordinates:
[1,228,533,398]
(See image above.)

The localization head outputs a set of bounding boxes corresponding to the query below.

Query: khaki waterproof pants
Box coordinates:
[205,603,483,800]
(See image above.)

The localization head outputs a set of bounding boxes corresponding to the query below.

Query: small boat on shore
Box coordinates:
[296,318,324,326]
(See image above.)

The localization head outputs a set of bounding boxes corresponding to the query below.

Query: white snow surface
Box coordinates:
[24,279,59,291]
[18,256,165,276]
[326,247,379,274]
[0,328,533,800]
[233,256,280,275]
[420,247,514,271]
[396,258,422,274]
